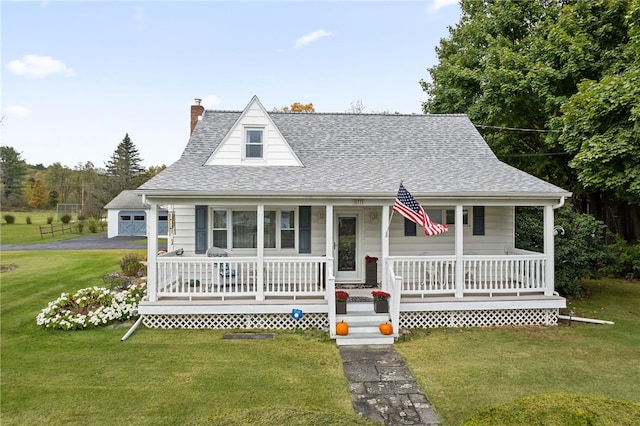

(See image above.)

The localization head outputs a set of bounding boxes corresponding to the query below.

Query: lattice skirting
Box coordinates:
[142,313,329,330]
[142,309,556,330]
[400,308,558,329]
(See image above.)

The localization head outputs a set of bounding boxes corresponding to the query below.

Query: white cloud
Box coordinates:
[427,0,458,14]
[294,29,332,49]
[201,95,221,108]
[6,54,76,78]
[3,105,32,117]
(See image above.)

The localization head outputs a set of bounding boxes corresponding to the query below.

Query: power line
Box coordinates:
[475,124,562,133]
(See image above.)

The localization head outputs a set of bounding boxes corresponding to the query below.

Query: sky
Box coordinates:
[1,0,461,169]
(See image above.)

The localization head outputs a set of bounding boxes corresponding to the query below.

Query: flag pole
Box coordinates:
[385,180,402,237]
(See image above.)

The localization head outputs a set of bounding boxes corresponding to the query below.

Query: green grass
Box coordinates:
[0,210,105,244]
[2,250,639,425]
[0,250,370,426]
[396,278,640,425]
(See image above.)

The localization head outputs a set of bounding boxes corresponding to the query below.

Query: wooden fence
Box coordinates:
[39,223,74,239]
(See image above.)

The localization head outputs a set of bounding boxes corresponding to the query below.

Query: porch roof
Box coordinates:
[139,105,570,200]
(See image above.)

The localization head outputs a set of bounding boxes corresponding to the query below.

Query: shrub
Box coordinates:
[26,216,32,224]
[554,207,612,296]
[60,214,72,224]
[77,214,86,221]
[119,253,145,277]
[607,236,640,279]
[87,218,99,233]
[516,206,613,297]
[47,216,54,224]
[76,222,84,233]
[3,215,15,224]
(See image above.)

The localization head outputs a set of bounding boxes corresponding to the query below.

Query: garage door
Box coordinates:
[158,210,168,235]
[118,211,147,236]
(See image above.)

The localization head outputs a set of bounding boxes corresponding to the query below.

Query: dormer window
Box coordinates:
[245,128,263,158]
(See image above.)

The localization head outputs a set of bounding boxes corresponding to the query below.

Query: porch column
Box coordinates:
[544,205,555,296]
[256,204,265,301]
[381,205,390,291]
[325,205,334,280]
[455,204,464,298]
[147,203,159,302]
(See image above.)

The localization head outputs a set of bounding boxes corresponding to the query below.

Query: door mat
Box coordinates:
[348,296,373,303]
[222,333,275,340]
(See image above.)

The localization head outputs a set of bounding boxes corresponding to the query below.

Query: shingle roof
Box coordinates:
[104,190,146,210]
[139,107,570,198]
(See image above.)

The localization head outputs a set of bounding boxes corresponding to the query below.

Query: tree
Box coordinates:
[422,0,638,241]
[105,133,145,196]
[347,100,365,114]
[0,146,27,207]
[44,162,73,203]
[28,178,49,209]
[273,102,315,113]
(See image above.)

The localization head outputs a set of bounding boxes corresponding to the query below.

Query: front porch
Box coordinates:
[138,251,565,335]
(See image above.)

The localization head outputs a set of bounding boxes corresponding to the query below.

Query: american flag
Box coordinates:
[393,184,448,236]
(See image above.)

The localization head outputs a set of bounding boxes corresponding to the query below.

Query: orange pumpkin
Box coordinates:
[336,320,349,336]
[379,322,393,335]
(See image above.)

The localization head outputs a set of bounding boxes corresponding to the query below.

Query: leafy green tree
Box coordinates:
[44,162,73,203]
[105,133,145,196]
[422,0,638,241]
[0,146,27,207]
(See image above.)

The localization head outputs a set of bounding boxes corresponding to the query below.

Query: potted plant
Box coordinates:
[365,255,379,285]
[371,290,390,313]
[335,290,349,314]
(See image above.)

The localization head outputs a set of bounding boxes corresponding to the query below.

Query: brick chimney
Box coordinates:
[190,98,204,135]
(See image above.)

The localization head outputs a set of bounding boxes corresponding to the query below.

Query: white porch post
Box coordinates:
[455,204,464,298]
[325,205,334,280]
[147,203,159,302]
[381,205,390,292]
[544,204,555,296]
[256,204,265,301]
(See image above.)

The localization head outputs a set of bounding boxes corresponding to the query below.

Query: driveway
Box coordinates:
[0,235,166,251]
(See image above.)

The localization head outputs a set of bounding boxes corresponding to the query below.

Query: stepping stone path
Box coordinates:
[340,345,440,425]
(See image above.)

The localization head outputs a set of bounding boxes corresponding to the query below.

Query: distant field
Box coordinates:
[0,211,105,245]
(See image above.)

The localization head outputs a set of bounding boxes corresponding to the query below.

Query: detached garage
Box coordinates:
[104,190,168,238]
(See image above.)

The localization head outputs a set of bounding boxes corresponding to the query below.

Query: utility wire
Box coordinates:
[475,124,562,133]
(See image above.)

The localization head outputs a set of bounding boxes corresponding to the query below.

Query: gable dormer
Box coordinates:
[205,96,303,167]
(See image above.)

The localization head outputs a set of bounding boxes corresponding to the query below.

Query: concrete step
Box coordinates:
[336,333,395,346]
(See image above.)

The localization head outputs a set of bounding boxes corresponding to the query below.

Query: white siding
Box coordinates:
[389,206,513,255]
[206,100,301,167]
[107,209,119,239]
[172,205,196,253]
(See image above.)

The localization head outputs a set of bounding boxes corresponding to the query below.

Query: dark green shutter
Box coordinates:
[195,205,208,254]
[473,206,485,235]
[299,206,311,253]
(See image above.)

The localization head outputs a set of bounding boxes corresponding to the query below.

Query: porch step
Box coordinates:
[335,303,394,346]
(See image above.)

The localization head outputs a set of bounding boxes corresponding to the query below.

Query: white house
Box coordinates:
[104,190,168,239]
[135,96,570,345]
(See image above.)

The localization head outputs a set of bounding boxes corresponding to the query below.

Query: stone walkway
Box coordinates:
[339,345,440,426]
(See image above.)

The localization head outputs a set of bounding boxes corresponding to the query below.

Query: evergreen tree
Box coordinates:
[105,133,145,195]
[0,146,27,207]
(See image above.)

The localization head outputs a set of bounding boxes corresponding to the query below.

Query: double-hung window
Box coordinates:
[212,208,296,249]
[245,128,263,159]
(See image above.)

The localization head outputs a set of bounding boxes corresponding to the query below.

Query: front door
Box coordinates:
[335,213,361,282]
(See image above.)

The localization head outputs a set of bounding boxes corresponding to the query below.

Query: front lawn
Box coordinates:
[396,278,640,425]
[0,250,362,426]
[2,250,639,425]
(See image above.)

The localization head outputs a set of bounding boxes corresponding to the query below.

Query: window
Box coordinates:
[404,209,442,236]
[212,210,227,248]
[212,208,296,250]
[245,129,263,158]
[233,211,257,248]
[280,210,295,249]
[446,209,468,225]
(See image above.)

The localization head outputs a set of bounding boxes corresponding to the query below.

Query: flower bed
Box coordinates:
[36,283,146,330]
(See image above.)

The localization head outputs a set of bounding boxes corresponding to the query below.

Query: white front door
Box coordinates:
[335,213,361,282]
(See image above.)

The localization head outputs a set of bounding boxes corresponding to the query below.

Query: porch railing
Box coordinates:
[389,253,546,298]
[156,256,327,300]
